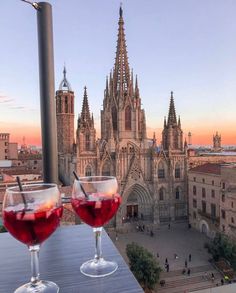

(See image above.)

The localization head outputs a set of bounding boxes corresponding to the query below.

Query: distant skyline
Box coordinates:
[1,0,236,146]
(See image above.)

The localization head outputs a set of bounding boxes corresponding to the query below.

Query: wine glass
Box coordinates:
[2,183,63,293]
[71,176,121,277]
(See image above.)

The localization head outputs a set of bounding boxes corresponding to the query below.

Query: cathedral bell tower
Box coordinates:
[162,92,183,151]
[101,6,147,149]
[55,66,75,154]
[76,87,96,154]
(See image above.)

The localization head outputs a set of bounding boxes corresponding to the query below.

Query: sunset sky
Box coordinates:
[1,0,236,146]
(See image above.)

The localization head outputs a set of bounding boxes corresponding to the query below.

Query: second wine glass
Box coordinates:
[71,176,121,277]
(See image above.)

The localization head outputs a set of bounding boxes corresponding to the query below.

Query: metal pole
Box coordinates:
[37,2,58,183]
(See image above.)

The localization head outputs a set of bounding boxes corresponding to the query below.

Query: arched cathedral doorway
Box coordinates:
[123,184,153,222]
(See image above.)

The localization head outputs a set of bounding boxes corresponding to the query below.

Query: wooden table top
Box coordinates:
[0,224,143,293]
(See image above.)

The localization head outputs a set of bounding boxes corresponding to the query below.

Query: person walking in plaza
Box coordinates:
[187,268,191,276]
[165,258,168,265]
[166,263,169,272]
[211,273,215,282]
[189,253,192,262]
[185,259,188,268]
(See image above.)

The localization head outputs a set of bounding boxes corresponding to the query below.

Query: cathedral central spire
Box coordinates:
[167,91,177,125]
[113,5,130,95]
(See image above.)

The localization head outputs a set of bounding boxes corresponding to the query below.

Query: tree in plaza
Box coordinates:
[126,242,161,291]
[205,233,236,270]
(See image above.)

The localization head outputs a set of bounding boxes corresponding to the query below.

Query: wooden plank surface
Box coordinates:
[0,225,143,293]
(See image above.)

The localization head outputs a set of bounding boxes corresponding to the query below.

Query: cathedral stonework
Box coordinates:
[57,7,188,228]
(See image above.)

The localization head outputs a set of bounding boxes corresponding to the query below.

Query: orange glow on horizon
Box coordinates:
[1,124,235,148]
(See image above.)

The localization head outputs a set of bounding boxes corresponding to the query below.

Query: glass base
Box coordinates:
[14,280,59,293]
[80,258,118,278]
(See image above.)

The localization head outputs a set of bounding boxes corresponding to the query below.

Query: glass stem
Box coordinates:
[94,227,102,262]
[29,245,41,286]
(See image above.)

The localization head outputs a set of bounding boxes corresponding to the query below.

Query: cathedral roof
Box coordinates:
[189,163,221,175]
[59,66,72,91]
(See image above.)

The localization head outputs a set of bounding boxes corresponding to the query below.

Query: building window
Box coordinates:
[222,182,225,189]
[112,107,117,131]
[221,210,226,219]
[65,96,68,113]
[193,199,197,208]
[193,177,196,182]
[5,149,8,153]
[193,185,196,195]
[211,190,215,198]
[212,180,214,186]
[175,187,180,199]
[125,106,131,130]
[159,188,164,201]
[202,178,205,183]
[85,166,92,176]
[102,161,110,176]
[231,217,235,224]
[5,156,8,159]
[211,204,216,218]
[158,162,165,179]
[222,194,225,202]
[202,187,206,198]
[175,164,180,178]
[5,142,8,146]
[71,99,74,113]
[85,134,90,150]
[193,211,197,219]
[202,201,206,214]
[34,160,37,165]
[232,202,234,208]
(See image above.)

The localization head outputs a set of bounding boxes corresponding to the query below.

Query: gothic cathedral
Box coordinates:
[56,7,188,228]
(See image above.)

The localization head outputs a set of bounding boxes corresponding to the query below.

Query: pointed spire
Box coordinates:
[178,115,181,127]
[59,65,72,91]
[167,91,177,125]
[152,132,157,147]
[135,75,140,97]
[184,138,188,148]
[164,116,167,128]
[81,86,91,123]
[113,5,130,94]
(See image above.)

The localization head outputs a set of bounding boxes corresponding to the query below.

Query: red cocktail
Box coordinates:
[71,193,121,227]
[72,176,121,277]
[4,205,63,246]
[2,183,63,293]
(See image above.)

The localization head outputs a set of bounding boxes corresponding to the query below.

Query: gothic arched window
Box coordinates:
[112,107,117,131]
[102,161,110,176]
[175,163,181,178]
[85,165,92,176]
[58,97,62,113]
[85,134,90,150]
[158,161,165,179]
[176,187,180,199]
[71,99,74,113]
[125,106,131,130]
[159,188,164,201]
[65,96,68,113]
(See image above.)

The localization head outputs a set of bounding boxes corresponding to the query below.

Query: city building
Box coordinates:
[0,133,18,160]
[56,7,188,228]
[188,163,236,240]
[188,163,221,238]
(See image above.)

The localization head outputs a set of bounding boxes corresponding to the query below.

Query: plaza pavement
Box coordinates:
[107,222,224,293]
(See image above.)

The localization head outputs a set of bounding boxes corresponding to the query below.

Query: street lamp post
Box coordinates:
[21,1,58,183]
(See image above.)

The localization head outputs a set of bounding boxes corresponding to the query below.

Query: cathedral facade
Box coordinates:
[56,7,188,228]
